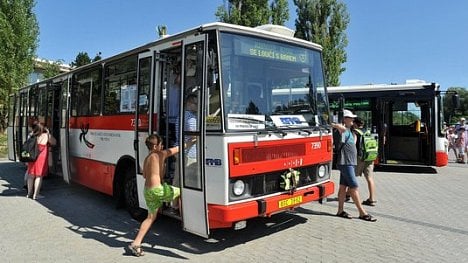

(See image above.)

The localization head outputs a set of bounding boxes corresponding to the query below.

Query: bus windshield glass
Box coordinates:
[219,32,328,131]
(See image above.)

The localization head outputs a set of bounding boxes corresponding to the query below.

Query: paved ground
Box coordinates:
[0,155,467,262]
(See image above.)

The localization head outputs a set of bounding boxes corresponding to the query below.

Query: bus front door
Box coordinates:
[180,35,209,238]
[135,51,153,209]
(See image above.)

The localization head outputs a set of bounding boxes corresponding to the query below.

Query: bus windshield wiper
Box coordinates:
[228,116,265,124]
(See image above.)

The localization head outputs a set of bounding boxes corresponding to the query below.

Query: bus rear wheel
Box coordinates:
[123,166,147,221]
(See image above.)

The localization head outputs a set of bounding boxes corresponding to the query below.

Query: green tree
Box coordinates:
[42,60,63,79]
[443,87,468,124]
[70,51,101,68]
[70,52,91,68]
[270,0,289,25]
[0,0,39,131]
[293,0,349,86]
[215,0,271,27]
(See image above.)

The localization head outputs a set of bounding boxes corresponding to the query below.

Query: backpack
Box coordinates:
[20,135,39,162]
[354,128,378,162]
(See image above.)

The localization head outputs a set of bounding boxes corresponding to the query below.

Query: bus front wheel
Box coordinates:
[123,166,147,221]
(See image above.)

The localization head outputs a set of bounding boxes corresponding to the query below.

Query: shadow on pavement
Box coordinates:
[374,165,437,174]
[0,161,312,258]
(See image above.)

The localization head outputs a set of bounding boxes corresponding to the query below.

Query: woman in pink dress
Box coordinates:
[27,123,56,200]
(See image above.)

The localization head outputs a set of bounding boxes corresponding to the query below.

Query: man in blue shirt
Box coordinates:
[332,110,376,222]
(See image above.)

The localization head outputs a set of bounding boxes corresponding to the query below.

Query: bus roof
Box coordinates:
[25,22,323,89]
[327,82,440,94]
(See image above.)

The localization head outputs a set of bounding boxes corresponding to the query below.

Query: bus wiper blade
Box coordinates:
[228,116,265,124]
[261,127,287,137]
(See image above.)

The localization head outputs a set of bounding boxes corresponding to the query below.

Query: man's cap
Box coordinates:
[461,117,466,121]
[343,109,357,118]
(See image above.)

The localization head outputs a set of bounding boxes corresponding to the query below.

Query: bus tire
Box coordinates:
[123,166,147,221]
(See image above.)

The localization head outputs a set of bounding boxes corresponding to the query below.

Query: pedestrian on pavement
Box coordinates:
[26,122,56,200]
[127,134,195,257]
[352,117,377,206]
[447,126,458,161]
[331,110,376,222]
[456,125,466,163]
[23,119,39,189]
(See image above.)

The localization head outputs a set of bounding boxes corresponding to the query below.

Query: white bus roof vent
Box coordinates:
[405,79,426,84]
[255,24,295,37]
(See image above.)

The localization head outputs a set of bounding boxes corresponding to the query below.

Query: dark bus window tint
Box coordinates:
[104,55,137,115]
[71,67,102,116]
[39,88,47,117]
[29,88,37,116]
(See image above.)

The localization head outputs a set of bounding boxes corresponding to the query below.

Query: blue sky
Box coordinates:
[34,1,468,90]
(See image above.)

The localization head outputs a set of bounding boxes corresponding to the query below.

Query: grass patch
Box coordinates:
[0,132,8,158]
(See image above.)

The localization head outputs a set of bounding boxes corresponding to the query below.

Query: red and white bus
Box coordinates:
[327,81,450,167]
[8,22,334,237]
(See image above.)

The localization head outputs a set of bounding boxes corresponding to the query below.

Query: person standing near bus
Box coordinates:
[456,125,466,164]
[26,122,56,200]
[127,134,195,257]
[332,110,376,222]
[353,117,377,206]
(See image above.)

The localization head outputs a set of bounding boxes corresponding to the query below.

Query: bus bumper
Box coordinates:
[207,180,335,229]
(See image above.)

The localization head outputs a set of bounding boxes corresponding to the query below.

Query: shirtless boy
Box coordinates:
[127,134,194,256]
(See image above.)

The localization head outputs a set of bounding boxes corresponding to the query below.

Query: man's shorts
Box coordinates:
[337,164,359,188]
[356,160,374,177]
[144,183,180,214]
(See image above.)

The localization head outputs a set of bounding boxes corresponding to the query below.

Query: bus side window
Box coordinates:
[72,66,102,116]
[103,55,138,115]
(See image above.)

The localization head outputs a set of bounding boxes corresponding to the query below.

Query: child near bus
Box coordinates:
[127,134,195,257]
[447,127,458,161]
[456,126,466,163]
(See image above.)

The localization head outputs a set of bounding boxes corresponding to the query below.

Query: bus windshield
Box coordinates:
[219,32,328,131]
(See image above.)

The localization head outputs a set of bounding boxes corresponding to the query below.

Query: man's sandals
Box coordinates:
[358,214,377,222]
[127,243,144,257]
[362,199,377,206]
[336,211,377,222]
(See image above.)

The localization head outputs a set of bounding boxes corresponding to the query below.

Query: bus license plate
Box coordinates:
[278,196,303,208]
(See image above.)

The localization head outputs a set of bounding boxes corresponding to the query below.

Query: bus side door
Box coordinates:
[180,35,209,238]
[60,77,71,183]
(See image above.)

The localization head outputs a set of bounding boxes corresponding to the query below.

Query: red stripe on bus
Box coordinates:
[69,114,151,130]
[228,136,332,177]
[207,180,334,229]
[69,157,116,195]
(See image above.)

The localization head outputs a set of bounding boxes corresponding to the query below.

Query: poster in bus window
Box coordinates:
[120,84,137,112]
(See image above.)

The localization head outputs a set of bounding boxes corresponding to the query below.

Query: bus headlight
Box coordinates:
[318,165,327,178]
[233,180,245,196]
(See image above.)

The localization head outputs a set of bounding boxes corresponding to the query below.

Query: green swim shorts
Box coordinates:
[144,183,180,214]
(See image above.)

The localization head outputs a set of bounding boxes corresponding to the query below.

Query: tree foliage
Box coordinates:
[293,0,349,86]
[216,0,288,27]
[0,0,38,131]
[42,60,64,79]
[270,0,289,25]
[70,51,101,68]
[443,87,468,124]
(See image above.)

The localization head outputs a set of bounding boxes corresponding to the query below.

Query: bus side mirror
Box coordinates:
[452,94,460,109]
